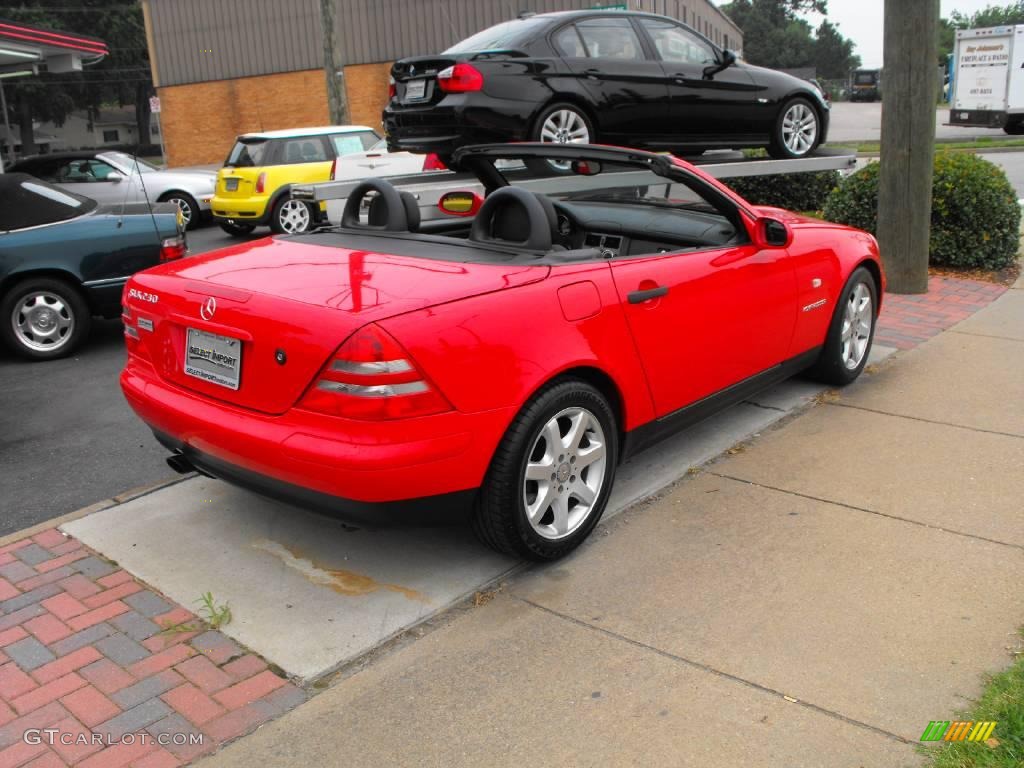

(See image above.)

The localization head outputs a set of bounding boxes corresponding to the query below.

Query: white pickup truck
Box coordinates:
[950,25,1024,133]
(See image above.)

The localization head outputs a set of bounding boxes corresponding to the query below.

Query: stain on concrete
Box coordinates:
[251,539,428,603]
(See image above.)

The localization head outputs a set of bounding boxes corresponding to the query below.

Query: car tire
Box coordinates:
[768,97,821,159]
[218,220,256,237]
[528,102,596,175]
[0,277,91,361]
[473,379,618,561]
[270,197,313,235]
[805,266,878,386]
[159,191,201,230]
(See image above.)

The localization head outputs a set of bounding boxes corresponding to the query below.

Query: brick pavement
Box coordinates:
[0,529,305,768]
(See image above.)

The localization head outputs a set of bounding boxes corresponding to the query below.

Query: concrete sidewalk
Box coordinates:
[201,277,1024,768]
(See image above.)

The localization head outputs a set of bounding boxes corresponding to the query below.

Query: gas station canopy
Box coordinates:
[0,18,107,77]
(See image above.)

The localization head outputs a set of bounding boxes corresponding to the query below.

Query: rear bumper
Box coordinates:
[211,194,272,225]
[121,360,513,525]
[949,109,1006,128]
[383,94,532,155]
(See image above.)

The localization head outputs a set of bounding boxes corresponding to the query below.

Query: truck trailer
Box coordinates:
[950,25,1024,133]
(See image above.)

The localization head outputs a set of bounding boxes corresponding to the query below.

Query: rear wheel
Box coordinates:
[159,191,200,230]
[806,266,878,385]
[218,220,256,237]
[528,102,595,175]
[270,197,313,235]
[473,379,618,561]
[0,277,91,361]
[768,97,820,159]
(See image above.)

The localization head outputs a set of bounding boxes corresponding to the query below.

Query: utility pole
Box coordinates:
[0,80,10,172]
[320,0,350,125]
[876,0,939,293]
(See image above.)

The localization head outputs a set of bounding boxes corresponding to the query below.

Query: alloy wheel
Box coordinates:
[841,281,873,370]
[781,103,818,156]
[539,109,590,171]
[168,197,193,227]
[522,406,608,540]
[278,200,311,233]
[12,291,74,353]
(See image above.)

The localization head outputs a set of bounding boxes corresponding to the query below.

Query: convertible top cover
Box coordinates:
[0,173,97,231]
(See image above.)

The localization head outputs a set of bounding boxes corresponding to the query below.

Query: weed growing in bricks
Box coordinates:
[160,591,232,635]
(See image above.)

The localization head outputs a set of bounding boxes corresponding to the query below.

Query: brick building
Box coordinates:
[141,0,743,168]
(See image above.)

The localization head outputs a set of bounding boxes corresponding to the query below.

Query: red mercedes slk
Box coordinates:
[120,144,883,561]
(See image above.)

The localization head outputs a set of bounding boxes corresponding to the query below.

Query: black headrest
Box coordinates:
[469,187,553,252]
[341,179,417,232]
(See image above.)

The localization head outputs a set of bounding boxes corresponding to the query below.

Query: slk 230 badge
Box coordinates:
[128,288,159,303]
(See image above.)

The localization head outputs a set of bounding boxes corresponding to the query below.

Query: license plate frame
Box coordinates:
[404,79,427,101]
[184,327,242,390]
[225,178,239,192]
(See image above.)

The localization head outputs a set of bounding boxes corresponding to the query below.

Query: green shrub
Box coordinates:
[823,153,1021,270]
[727,170,840,212]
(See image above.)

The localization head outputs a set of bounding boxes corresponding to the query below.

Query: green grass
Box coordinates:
[920,632,1024,767]
[834,138,1024,155]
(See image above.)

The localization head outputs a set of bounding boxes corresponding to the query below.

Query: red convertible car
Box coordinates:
[120,144,883,561]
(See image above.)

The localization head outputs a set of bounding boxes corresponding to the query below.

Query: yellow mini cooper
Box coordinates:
[212,126,381,236]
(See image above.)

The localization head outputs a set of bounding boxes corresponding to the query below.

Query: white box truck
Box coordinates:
[950,25,1024,133]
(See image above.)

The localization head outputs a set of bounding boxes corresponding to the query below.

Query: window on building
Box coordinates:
[575,17,643,60]
[102,129,119,143]
[641,19,716,65]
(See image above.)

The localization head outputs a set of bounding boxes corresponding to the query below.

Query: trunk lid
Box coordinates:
[125,237,548,414]
[391,55,461,105]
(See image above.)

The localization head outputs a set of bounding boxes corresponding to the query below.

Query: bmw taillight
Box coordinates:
[388,76,396,99]
[160,235,186,262]
[298,323,451,420]
[422,153,447,171]
[255,172,266,194]
[437,63,484,93]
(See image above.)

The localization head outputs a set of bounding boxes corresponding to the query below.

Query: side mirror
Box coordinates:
[703,49,736,80]
[106,171,126,183]
[438,190,483,217]
[754,217,791,248]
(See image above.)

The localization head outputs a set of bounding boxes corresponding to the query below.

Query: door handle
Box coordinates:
[584,68,603,79]
[628,285,668,304]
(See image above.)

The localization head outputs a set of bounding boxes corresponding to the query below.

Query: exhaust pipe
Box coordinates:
[166,453,197,475]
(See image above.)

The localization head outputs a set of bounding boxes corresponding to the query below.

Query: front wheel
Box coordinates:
[473,380,618,561]
[0,278,91,361]
[768,98,821,159]
[805,266,878,385]
[270,197,313,235]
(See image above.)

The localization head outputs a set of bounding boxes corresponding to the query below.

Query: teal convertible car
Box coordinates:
[0,173,185,360]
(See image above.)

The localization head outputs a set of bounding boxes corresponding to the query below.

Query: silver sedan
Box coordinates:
[9,151,217,230]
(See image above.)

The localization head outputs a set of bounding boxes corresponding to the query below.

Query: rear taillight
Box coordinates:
[298,323,451,420]
[329,158,337,180]
[437,63,484,93]
[388,76,396,99]
[160,235,186,262]
[255,172,266,194]
[422,153,447,171]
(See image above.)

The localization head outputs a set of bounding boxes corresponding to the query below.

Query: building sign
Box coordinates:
[149,96,161,114]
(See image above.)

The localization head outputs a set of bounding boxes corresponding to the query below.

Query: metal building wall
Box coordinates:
[149,0,743,87]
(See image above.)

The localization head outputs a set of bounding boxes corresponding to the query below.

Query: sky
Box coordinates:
[794,0,1003,68]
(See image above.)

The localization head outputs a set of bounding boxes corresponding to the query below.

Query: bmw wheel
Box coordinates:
[159,192,200,230]
[529,102,595,174]
[0,278,91,361]
[806,266,878,386]
[768,97,820,159]
[473,379,618,561]
[271,197,313,235]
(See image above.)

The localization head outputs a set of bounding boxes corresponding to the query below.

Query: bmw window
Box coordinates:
[574,17,644,60]
[641,19,717,65]
[444,18,545,54]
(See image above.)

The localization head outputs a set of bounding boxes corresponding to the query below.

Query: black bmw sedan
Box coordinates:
[384,10,829,162]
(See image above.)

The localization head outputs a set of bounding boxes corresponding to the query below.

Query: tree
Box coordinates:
[0,0,152,155]
[814,21,860,79]
[721,0,859,75]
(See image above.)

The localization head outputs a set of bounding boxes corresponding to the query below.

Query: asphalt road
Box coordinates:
[3,103,1024,536]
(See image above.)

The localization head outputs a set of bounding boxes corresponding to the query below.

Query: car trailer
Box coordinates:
[291,147,857,225]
